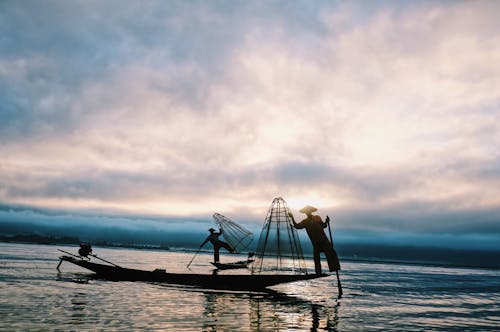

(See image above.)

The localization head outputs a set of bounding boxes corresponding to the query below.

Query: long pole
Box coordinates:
[89,254,121,267]
[57,249,121,269]
[186,244,204,269]
[58,249,82,259]
[327,216,343,299]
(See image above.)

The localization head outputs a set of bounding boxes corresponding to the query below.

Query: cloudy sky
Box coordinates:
[1,0,499,249]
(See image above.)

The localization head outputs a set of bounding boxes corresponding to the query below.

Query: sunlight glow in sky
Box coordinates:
[0,1,499,247]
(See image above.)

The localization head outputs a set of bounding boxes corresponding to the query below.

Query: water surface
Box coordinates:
[1,243,499,331]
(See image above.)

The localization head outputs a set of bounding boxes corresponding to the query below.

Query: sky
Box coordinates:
[1,0,499,250]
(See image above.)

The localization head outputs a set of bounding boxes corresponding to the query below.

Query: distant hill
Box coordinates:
[0,233,80,245]
[2,231,498,269]
[333,243,500,270]
[0,233,169,251]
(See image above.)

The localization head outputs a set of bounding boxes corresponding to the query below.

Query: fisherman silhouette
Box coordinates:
[200,228,235,263]
[288,205,341,275]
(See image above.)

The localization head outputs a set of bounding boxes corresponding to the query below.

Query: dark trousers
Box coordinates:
[313,239,341,275]
[213,241,234,263]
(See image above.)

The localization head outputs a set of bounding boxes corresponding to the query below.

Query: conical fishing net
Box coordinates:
[213,213,254,253]
[252,197,308,274]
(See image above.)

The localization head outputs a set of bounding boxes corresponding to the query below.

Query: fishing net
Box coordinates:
[213,213,254,253]
[252,197,308,274]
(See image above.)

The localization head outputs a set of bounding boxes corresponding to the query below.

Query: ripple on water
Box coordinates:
[1,242,499,331]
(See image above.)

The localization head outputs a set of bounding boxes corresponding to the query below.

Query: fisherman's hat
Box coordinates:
[208,228,216,232]
[299,205,318,214]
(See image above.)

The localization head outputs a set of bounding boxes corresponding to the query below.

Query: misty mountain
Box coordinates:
[2,217,499,269]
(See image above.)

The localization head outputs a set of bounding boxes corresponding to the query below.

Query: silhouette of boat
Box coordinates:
[209,251,255,270]
[58,255,326,291]
[210,260,253,270]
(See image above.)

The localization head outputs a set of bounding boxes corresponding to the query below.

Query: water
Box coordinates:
[1,243,499,331]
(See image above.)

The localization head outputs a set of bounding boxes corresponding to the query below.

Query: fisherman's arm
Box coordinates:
[289,212,308,229]
[313,215,328,228]
[200,236,210,247]
[288,212,300,228]
[322,215,331,228]
[322,216,330,228]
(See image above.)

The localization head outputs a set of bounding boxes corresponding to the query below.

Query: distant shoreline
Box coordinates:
[1,234,499,271]
[0,234,170,251]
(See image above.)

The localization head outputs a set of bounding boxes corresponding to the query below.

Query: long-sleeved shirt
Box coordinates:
[293,215,329,246]
[201,229,223,246]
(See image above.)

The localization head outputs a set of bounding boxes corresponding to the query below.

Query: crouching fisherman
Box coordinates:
[200,228,235,263]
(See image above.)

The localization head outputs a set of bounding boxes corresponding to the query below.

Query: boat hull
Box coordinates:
[210,260,253,270]
[59,256,325,291]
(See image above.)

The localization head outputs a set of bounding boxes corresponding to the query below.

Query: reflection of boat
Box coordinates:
[58,255,326,291]
[201,287,340,331]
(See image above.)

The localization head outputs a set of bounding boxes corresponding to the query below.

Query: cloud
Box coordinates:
[0,1,499,243]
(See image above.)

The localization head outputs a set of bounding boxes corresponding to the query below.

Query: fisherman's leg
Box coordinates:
[221,241,234,253]
[313,247,322,275]
[324,248,340,271]
[322,242,341,271]
[214,243,221,263]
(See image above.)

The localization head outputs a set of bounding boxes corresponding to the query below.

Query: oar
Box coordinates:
[58,248,121,267]
[186,244,205,269]
[89,254,121,268]
[58,249,83,259]
[327,216,343,299]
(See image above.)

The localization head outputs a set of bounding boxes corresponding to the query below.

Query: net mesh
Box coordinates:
[252,197,308,275]
[213,213,254,253]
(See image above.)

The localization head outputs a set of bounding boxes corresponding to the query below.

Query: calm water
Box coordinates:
[1,243,499,331]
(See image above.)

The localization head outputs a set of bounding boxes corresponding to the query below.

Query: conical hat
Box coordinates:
[299,205,318,214]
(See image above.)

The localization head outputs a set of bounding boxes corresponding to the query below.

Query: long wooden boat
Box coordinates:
[58,255,326,291]
[210,260,254,270]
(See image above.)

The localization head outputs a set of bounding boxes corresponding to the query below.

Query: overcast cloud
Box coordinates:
[1,1,499,249]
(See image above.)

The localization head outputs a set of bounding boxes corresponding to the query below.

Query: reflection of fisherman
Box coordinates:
[289,205,341,275]
[200,228,234,263]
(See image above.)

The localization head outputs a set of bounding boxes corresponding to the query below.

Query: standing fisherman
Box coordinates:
[200,228,234,263]
[288,205,341,275]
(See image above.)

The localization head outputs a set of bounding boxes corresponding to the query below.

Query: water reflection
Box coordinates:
[56,271,92,284]
[56,268,341,331]
[4,243,500,331]
[70,292,89,323]
[201,288,340,331]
